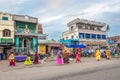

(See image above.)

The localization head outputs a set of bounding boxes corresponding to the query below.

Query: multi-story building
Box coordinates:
[13,15,38,54]
[0,12,44,60]
[107,36,120,47]
[62,18,107,47]
[0,12,14,59]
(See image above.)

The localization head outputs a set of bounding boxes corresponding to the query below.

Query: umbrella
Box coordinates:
[66,44,86,48]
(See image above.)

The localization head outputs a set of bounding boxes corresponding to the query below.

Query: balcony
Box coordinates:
[14,15,38,23]
[78,29,106,35]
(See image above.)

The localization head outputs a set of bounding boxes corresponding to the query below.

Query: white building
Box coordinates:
[62,18,107,47]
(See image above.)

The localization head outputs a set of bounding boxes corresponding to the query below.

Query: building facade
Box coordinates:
[38,34,61,55]
[37,24,43,34]
[62,18,107,47]
[0,12,14,59]
[107,36,120,48]
[13,15,38,54]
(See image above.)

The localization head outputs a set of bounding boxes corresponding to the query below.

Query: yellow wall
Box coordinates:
[39,45,46,55]
[0,12,14,42]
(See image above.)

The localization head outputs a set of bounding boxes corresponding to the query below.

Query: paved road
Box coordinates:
[0,58,120,80]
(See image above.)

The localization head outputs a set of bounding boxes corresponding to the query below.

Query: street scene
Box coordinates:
[0,58,120,80]
[0,0,120,80]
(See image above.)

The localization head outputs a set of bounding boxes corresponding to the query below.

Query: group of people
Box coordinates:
[56,49,81,65]
[8,51,40,67]
[95,48,111,61]
[56,48,112,65]
[8,48,111,67]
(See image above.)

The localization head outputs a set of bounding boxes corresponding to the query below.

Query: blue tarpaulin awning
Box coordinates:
[66,44,86,48]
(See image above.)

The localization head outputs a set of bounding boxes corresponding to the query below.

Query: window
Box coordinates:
[92,34,96,39]
[77,23,83,29]
[3,29,11,37]
[2,17,8,20]
[91,27,94,30]
[71,26,74,31]
[102,35,106,39]
[79,33,84,38]
[78,25,82,29]
[97,27,101,31]
[97,34,101,39]
[85,34,90,39]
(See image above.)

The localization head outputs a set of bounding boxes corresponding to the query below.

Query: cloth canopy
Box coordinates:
[66,44,86,48]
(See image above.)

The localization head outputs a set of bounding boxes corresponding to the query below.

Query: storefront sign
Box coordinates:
[0,38,13,43]
[49,44,60,47]
[108,39,115,44]
[40,45,46,55]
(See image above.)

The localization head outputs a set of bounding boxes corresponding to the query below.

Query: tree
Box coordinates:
[106,25,110,47]
[106,25,110,33]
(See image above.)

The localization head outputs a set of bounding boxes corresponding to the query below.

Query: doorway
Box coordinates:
[3,47,11,60]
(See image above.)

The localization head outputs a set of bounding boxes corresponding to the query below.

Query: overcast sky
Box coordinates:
[0,0,120,40]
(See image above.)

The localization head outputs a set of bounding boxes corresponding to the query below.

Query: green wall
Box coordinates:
[16,21,36,33]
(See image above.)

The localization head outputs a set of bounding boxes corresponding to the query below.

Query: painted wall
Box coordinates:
[39,45,46,55]
[0,13,14,43]
[15,21,36,33]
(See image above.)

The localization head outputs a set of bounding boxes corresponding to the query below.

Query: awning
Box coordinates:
[48,44,61,47]
[0,43,14,46]
[15,33,38,37]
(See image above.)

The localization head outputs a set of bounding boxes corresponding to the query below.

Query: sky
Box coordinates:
[0,0,120,40]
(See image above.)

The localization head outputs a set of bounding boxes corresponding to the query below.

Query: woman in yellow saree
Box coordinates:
[24,54,32,65]
[95,49,101,61]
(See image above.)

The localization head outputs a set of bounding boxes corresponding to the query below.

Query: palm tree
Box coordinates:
[106,25,110,35]
[106,25,110,47]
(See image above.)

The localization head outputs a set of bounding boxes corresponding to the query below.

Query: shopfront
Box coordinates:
[38,40,61,57]
[0,38,14,60]
[14,21,38,55]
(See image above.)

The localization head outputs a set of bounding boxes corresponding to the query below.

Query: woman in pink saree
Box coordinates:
[56,50,63,65]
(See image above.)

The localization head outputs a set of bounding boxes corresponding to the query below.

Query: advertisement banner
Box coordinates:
[40,45,46,55]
